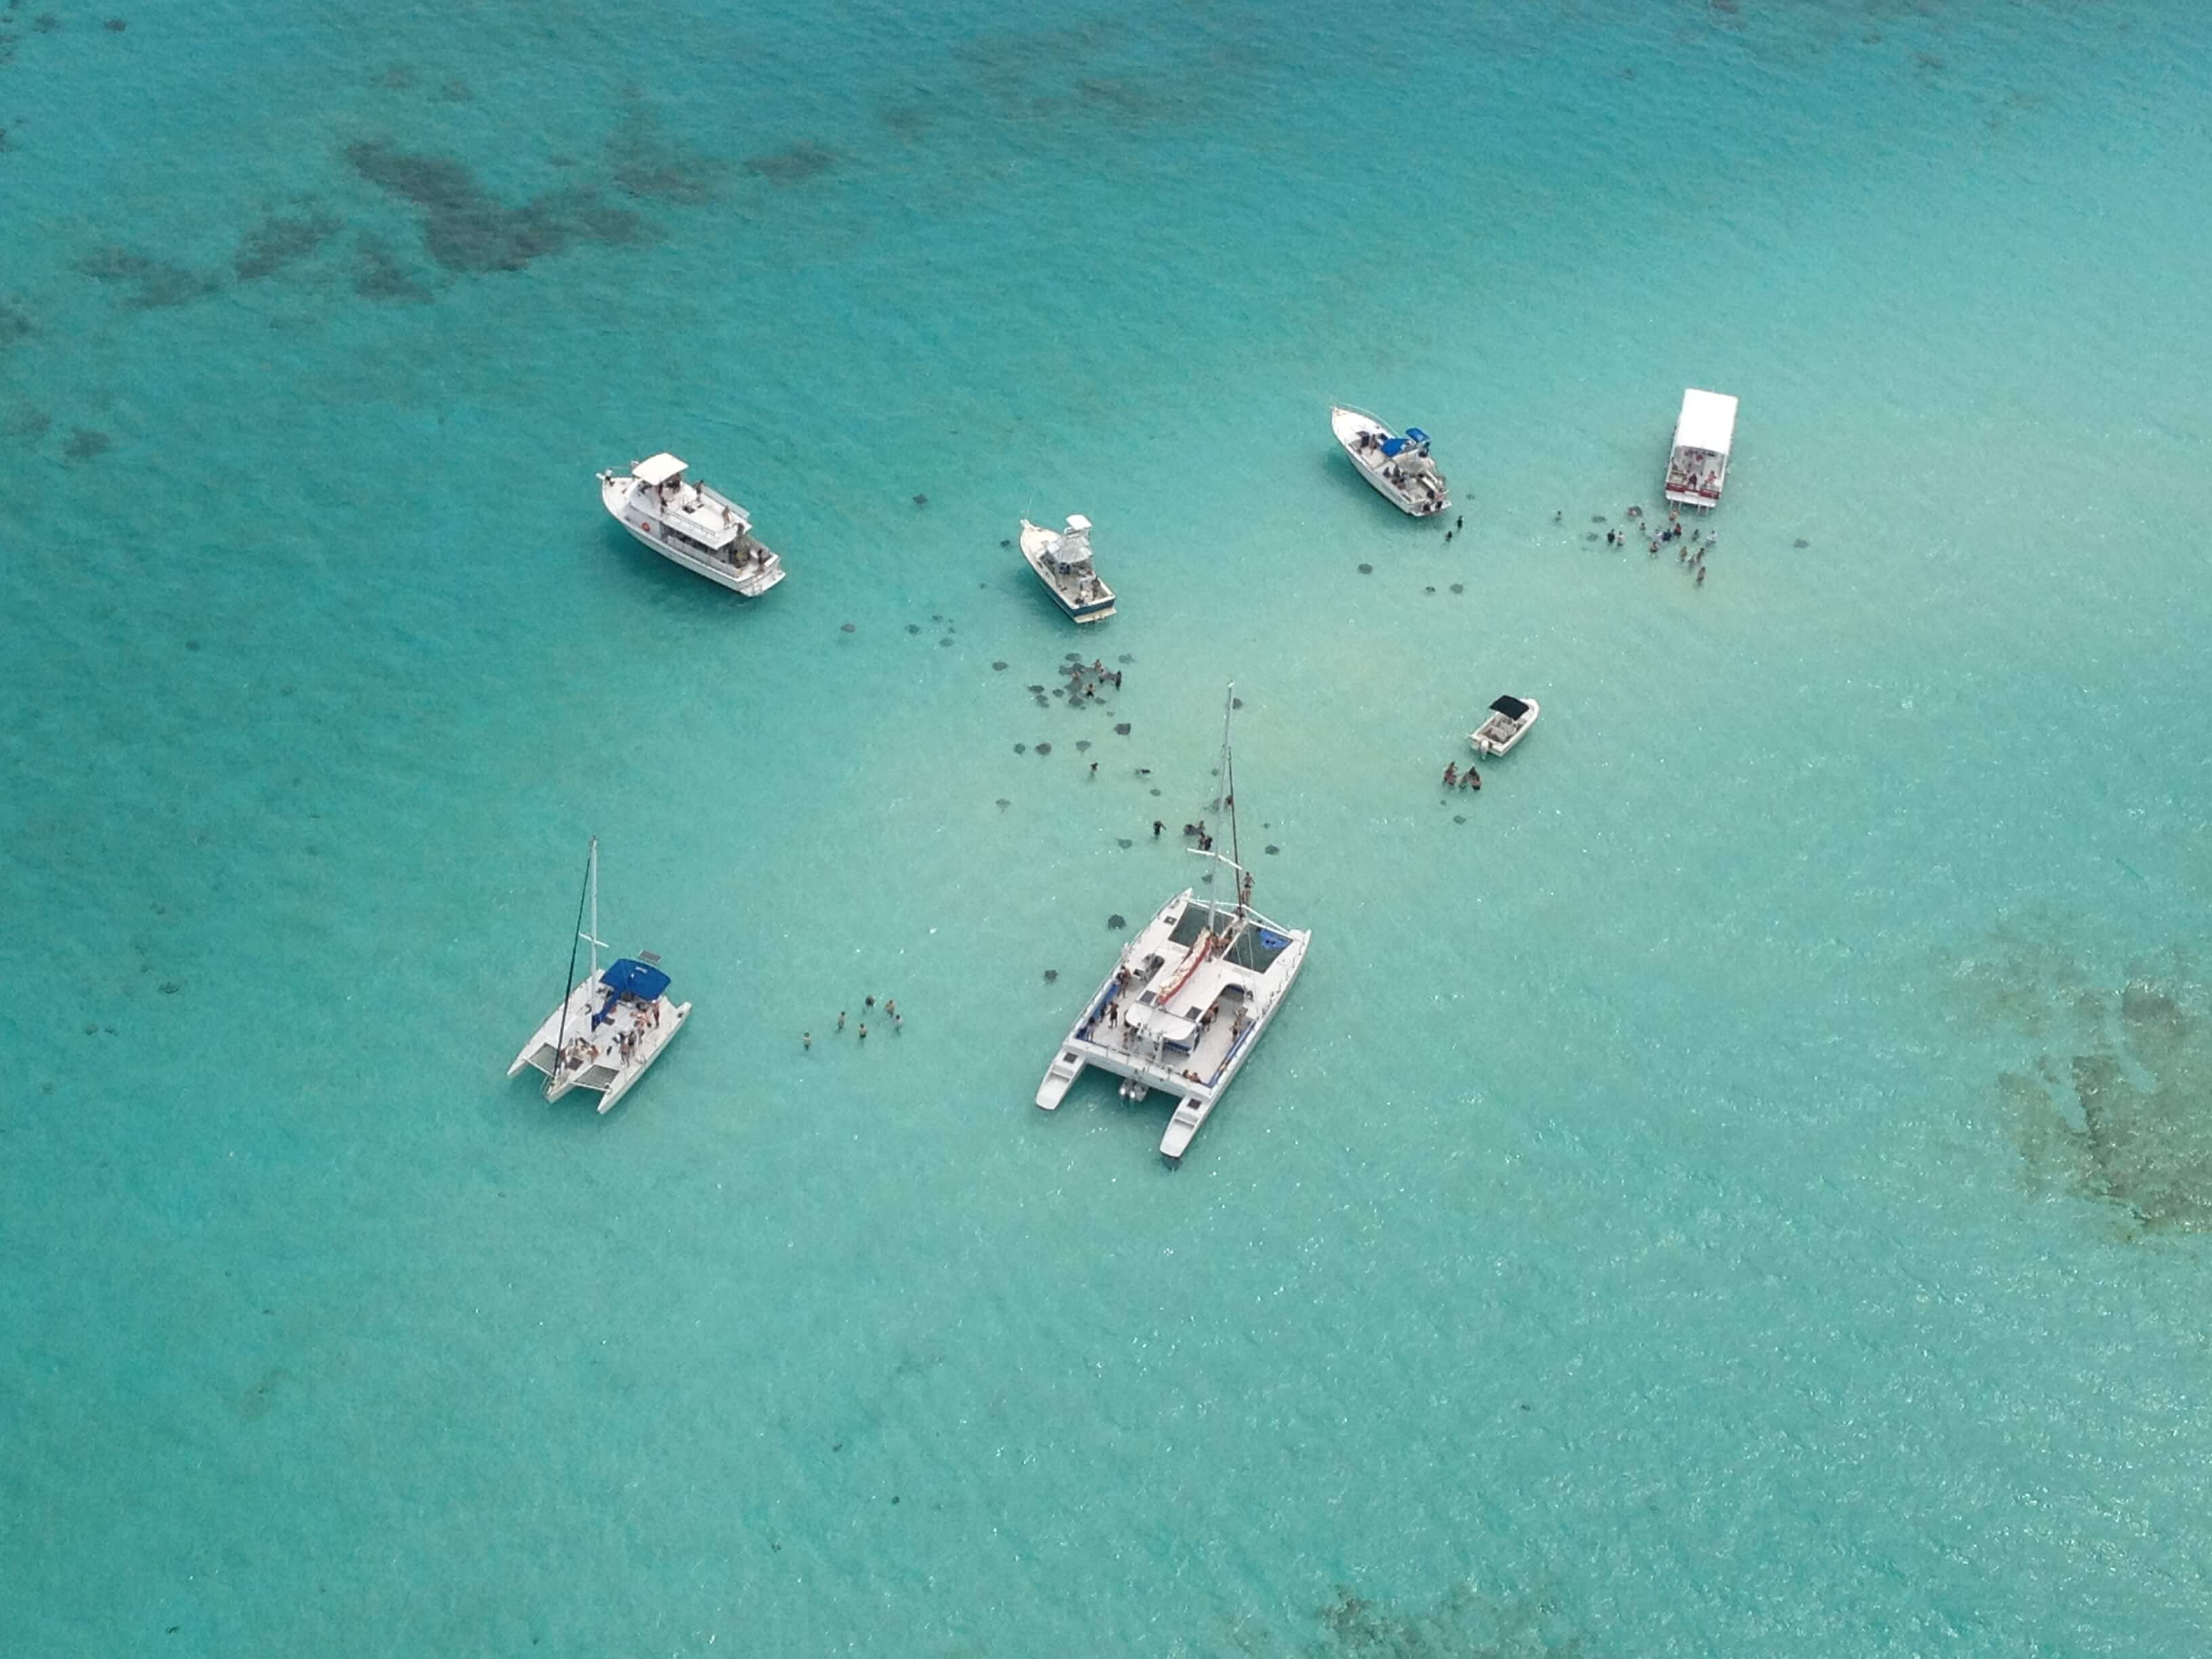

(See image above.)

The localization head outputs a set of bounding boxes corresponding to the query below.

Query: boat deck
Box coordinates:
[1038,562,1115,619]
[512,972,684,1107]
[1059,895,1299,1100]
[652,480,747,549]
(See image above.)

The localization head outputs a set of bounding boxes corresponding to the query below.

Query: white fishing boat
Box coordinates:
[1470,694,1539,757]
[1019,514,1116,622]
[598,453,786,596]
[1331,404,1450,517]
[508,837,692,1114]
[1663,389,1738,510]
[1035,686,1311,1165]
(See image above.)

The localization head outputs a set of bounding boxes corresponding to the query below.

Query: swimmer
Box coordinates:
[837,1010,846,1031]
[885,1000,897,1019]
[859,1023,867,1040]
[1153,819,1164,837]
[802,1031,811,1050]
[864,994,875,1011]
[1455,515,1464,532]
[1696,566,1706,586]
[1443,762,1459,787]
[1445,531,1454,544]
[1090,762,1098,776]
[1468,767,1482,791]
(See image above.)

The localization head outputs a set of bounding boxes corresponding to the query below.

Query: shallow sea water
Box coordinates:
[6,1,2212,1652]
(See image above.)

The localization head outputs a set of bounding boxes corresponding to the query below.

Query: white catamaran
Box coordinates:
[508,838,692,1113]
[1034,685,1311,1165]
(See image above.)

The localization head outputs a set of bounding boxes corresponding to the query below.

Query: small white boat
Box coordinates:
[508,838,691,1114]
[1019,514,1115,622]
[1470,695,1539,757]
[1331,404,1449,517]
[598,453,786,596]
[1663,389,1738,510]
[1035,686,1310,1165]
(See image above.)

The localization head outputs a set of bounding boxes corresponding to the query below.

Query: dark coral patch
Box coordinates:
[605,121,722,205]
[234,211,341,281]
[64,428,112,464]
[75,246,215,309]
[346,140,645,273]
[353,238,432,303]
[745,142,838,184]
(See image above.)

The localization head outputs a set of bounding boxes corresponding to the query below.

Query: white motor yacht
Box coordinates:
[1035,686,1310,1165]
[598,453,786,596]
[1019,514,1116,622]
[1470,695,1539,757]
[508,838,692,1114]
[1331,405,1450,518]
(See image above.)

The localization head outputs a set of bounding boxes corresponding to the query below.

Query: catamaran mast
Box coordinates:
[586,838,602,979]
[550,836,598,1095]
[1222,683,1244,914]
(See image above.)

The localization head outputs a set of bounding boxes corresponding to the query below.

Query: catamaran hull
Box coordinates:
[1157,935,1306,1164]
[600,476,786,597]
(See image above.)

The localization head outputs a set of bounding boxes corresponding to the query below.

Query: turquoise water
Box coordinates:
[7,0,2212,1650]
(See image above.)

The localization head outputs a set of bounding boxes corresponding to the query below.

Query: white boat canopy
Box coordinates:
[1666,390,1738,508]
[633,452,688,487]
[1673,390,1737,458]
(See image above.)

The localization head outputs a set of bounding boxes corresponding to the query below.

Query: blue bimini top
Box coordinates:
[592,958,671,1027]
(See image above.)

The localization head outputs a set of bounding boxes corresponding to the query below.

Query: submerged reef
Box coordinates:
[1947,929,2212,1236]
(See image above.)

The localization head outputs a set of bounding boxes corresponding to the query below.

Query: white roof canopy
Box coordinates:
[633,453,688,487]
[1673,390,1738,456]
[1126,1003,1198,1046]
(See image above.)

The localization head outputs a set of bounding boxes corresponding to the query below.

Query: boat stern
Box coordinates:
[731,554,787,598]
[1036,1050,1085,1110]
[1159,1092,1215,1164]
